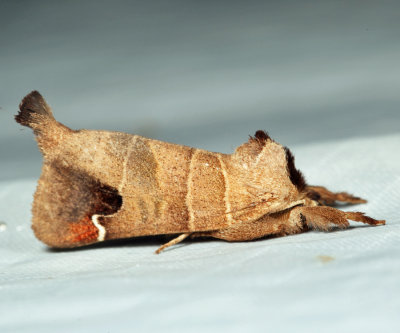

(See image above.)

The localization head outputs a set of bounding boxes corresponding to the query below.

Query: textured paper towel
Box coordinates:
[0,133,399,333]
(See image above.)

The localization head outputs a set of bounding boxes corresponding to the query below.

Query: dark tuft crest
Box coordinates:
[15,90,54,130]
[284,147,306,192]
[250,130,271,145]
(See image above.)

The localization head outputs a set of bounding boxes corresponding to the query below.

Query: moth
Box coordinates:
[15,91,385,253]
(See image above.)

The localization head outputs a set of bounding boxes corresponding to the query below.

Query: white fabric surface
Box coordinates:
[1,133,399,333]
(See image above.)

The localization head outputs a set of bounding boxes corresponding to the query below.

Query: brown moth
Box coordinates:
[15,91,385,253]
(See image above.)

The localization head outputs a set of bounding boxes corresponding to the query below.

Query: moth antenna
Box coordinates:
[15,91,57,134]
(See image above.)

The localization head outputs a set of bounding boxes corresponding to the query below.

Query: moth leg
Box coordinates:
[306,185,367,206]
[297,206,385,231]
[155,233,191,254]
[194,205,385,242]
[196,209,305,242]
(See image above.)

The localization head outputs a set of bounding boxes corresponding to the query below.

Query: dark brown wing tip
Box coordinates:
[15,90,54,128]
[284,146,307,192]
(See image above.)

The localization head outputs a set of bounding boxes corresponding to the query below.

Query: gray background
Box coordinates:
[1,2,400,333]
[1,0,399,180]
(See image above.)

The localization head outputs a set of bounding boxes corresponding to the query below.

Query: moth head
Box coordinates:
[233,130,306,204]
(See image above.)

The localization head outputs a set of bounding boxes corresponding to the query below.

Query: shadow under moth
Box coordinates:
[15,91,385,253]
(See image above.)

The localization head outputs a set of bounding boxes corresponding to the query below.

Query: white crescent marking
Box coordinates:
[91,214,106,242]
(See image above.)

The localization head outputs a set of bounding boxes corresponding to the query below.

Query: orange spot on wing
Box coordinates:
[67,216,99,244]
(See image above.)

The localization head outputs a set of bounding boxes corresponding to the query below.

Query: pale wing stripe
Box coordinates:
[119,135,138,192]
[255,144,267,165]
[186,149,198,230]
[94,135,138,241]
[218,155,234,226]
